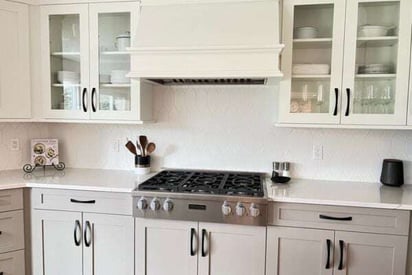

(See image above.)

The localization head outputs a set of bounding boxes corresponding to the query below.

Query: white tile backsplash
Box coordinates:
[2,85,412,183]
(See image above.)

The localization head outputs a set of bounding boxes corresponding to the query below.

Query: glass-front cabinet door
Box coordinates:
[41,5,90,119]
[279,0,346,124]
[89,2,139,120]
[341,0,412,125]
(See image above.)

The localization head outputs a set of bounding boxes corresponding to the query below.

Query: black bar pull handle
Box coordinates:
[338,240,345,270]
[190,228,196,256]
[319,214,352,221]
[82,88,87,112]
[91,88,97,112]
[74,220,81,246]
[345,88,350,116]
[325,239,331,269]
[70,199,96,204]
[201,229,207,257]
[84,221,92,247]
[333,88,339,116]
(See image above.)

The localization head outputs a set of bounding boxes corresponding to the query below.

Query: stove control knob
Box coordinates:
[249,204,260,218]
[137,197,148,210]
[236,203,246,216]
[163,199,174,211]
[150,198,161,211]
[221,201,232,216]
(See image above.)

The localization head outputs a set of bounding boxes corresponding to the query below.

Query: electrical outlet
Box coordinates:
[10,139,20,151]
[312,145,323,160]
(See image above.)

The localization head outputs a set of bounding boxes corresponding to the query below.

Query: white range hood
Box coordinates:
[128,0,284,85]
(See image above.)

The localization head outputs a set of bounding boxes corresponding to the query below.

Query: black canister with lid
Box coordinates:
[380,159,404,187]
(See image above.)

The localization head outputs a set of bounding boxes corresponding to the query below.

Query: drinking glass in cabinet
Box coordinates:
[290,80,330,114]
[49,14,82,111]
[97,12,131,112]
[353,79,395,115]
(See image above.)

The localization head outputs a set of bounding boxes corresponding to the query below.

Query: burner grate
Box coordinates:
[138,170,264,197]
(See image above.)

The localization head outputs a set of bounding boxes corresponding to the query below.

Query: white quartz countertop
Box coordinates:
[266,178,412,210]
[2,168,412,210]
[0,168,156,193]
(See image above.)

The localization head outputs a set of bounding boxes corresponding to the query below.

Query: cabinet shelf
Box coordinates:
[293,38,332,49]
[292,74,331,79]
[100,83,130,88]
[355,74,396,79]
[357,36,398,48]
[51,52,81,62]
[52,83,81,88]
[101,51,130,55]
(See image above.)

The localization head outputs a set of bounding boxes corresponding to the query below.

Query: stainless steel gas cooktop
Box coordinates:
[133,169,268,226]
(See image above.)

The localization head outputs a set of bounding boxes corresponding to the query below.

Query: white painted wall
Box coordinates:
[2,85,412,183]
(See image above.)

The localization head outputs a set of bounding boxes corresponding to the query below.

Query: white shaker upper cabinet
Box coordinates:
[279,0,346,124]
[0,0,30,119]
[40,2,153,122]
[40,4,90,120]
[278,0,412,127]
[341,0,412,126]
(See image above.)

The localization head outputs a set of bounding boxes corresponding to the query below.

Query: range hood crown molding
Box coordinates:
[129,0,284,86]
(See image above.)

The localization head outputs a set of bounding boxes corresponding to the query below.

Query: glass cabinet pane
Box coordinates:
[98,12,131,112]
[290,4,334,114]
[49,14,82,111]
[353,1,399,115]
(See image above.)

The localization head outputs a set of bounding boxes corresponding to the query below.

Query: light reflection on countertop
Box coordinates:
[0,168,158,193]
[266,178,412,210]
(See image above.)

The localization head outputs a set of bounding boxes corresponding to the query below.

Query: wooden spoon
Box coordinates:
[146,142,156,155]
[125,141,137,155]
[139,136,148,156]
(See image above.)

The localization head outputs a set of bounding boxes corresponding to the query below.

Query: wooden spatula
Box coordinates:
[125,141,137,155]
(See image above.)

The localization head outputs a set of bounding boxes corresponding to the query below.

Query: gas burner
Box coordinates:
[138,169,264,197]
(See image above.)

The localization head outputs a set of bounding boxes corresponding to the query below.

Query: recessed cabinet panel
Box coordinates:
[266,226,334,275]
[0,1,30,119]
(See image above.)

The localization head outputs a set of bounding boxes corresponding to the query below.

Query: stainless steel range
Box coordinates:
[132,169,268,226]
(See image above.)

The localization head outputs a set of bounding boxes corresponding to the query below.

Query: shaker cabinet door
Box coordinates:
[83,213,134,275]
[135,218,198,275]
[266,226,334,275]
[340,0,412,125]
[198,222,266,275]
[334,231,408,275]
[31,210,83,275]
[278,0,346,124]
[40,4,90,120]
[0,0,30,119]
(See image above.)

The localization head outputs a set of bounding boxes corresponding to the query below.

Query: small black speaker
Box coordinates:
[380,159,404,187]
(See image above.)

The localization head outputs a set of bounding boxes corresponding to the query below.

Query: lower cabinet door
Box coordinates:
[266,226,334,275]
[0,250,25,275]
[334,231,408,275]
[32,210,83,275]
[135,218,198,275]
[83,213,134,275]
[198,223,266,275]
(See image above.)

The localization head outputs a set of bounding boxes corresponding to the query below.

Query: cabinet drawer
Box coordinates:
[0,250,25,275]
[268,202,410,235]
[0,189,23,213]
[31,188,132,215]
[0,210,24,253]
